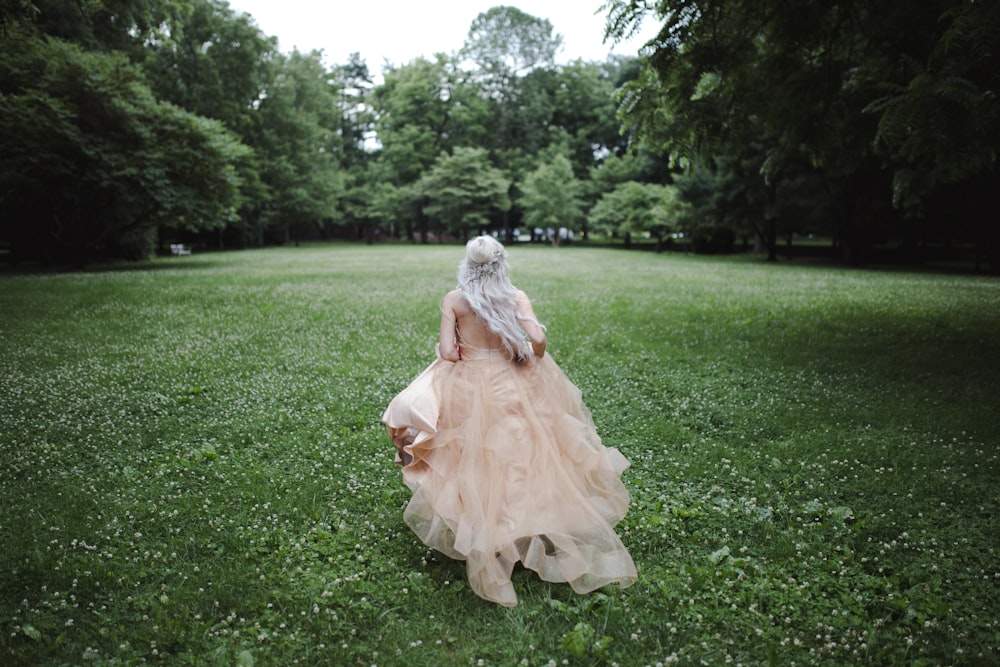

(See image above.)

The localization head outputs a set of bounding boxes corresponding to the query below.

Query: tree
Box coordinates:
[586,150,668,199]
[334,52,374,170]
[248,50,344,245]
[646,183,688,252]
[22,0,167,52]
[508,59,633,178]
[139,0,277,139]
[132,0,277,247]
[549,60,626,169]
[865,1,1000,212]
[418,147,511,241]
[0,32,247,264]
[366,180,409,242]
[602,0,999,267]
[519,155,583,245]
[371,54,489,241]
[0,0,35,31]
[462,6,563,241]
[463,5,562,87]
[588,181,682,251]
[374,55,487,179]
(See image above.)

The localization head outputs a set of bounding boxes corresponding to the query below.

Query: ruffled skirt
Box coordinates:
[382,345,637,606]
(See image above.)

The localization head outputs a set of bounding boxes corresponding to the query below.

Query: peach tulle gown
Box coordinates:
[382,339,637,607]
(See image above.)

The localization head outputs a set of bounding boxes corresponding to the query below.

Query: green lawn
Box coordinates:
[1,244,998,666]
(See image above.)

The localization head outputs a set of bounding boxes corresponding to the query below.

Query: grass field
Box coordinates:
[1,244,998,666]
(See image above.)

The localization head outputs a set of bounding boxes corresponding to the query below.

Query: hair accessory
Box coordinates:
[468,261,500,281]
[466,248,505,282]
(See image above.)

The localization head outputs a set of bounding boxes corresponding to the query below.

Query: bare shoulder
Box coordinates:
[442,289,468,312]
[515,290,537,311]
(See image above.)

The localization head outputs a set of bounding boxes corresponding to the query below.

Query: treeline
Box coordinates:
[1,1,997,269]
[605,0,999,269]
[0,1,661,264]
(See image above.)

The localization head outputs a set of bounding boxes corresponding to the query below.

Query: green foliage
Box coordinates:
[458,5,630,243]
[3,0,994,267]
[604,0,999,263]
[333,52,375,170]
[0,245,998,666]
[461,5,564,182]
[865,1,1000,209]
[0,30,248,263]
[0,0,35,30]
[519,155,583,242]
[419,147,511,239]
[373,55,488,184]
[462,5,562,81]
[549,60,626,167]
[139,0,278,138]
[247,50,345,243]
[371,55,491,241]
[589,181,683,250]
[586,151,664,200]
[366,181,408,238]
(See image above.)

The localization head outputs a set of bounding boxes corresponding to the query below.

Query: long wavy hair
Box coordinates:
[456,236,529,360]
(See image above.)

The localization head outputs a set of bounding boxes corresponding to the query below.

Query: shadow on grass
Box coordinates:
[724,304,1000,444]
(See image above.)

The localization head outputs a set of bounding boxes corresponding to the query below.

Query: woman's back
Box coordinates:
[447,289,503,349]
[439,288,546,361]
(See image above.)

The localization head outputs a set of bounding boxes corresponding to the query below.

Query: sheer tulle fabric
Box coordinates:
[382,344,637,606]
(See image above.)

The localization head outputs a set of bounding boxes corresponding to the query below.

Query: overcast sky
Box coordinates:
[225,1,659,71]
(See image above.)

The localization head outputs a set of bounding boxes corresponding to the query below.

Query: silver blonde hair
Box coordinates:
[457,235,531,360]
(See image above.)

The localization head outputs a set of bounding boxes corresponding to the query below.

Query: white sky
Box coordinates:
[225,1,660,72]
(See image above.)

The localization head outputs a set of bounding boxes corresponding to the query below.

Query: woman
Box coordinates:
[382,236,636,606]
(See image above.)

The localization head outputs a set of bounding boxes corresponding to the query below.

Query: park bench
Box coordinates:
[170,243,192,255]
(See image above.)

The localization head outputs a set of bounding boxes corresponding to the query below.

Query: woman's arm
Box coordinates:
[516,291,547,358]
[438,291,462,362]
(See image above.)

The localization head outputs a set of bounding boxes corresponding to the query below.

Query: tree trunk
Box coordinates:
[819,169,866,266]
[419,217,429,244]
[765,224,778,262]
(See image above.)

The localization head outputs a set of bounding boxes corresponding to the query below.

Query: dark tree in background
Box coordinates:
[0,26,248,264]
[603,0,999,268]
